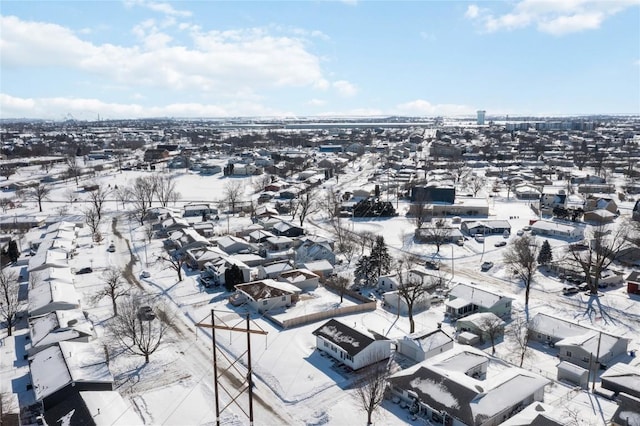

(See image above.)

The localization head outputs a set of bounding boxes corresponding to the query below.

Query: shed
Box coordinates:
[557,361,589,389]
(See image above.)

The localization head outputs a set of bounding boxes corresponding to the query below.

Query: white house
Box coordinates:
[30,341,114,409]
[396,329,454,362]
[28,281,81,317]
[530,220,583,240]
[445,283,513,320]
[382,290,430,315]
[28,309,95,356]
[232,279,299,313]
[276,268,319,292]
[387,346,549,426]
[312,319,391,370]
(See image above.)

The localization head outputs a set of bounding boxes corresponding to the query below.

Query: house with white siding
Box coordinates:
[312,319,391,371]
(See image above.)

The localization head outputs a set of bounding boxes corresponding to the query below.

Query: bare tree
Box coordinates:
[92,267,129,316]
[508,316,532,368]
[127,176,156,225]
[566,221,630,320]
[412,194,429,230]
[85,184,110,221]
[479,315,505,354]
[84,206,103,243]
[354,360,389,426]
[224,180,243,214]
[108,295,169,363]
[252,173,272,193]
[64,189,78,208]
[422,219,451,253]
[159,251,187,281]
[296,188,319,227]
[0,166,15,180]
[466,174,488,197]
[503,235,539,316]
[66,155,82,186]
[153,174,181,207]
[396,259,429,333]
[114,185,130,210]
[29,184,51,212]
[143,224,155,267]
[325,275,350,304]
[322,190,342,221]
[0,268,20,337]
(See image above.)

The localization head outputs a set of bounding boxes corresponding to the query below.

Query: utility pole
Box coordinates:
[196,310,268,426]
[591,331,603,392]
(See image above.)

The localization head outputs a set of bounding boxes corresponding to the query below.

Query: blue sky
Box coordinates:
[1,0,639,120]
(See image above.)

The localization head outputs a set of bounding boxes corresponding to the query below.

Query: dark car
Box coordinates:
[425,260,440,270]
[76,267,93,275]
[494,241,507,247]
[563,286,579,295]
[481,261,494,271]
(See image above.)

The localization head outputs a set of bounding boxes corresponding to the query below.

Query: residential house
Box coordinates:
[248,229,276,244]
[530,220,583,240]
[184,246,227,270]
[257,260,294,279]
[382,290,430,315]
[215,235,255,255]
[610,393,640,426]
[183,203,215,218]
[584,197,618,214]
[160,216,191,236]
[387,347,549,426]
[514,183,541,200]
[396,329,454,362]
[43,390,143,426]
[377,273,400,292]
[461,220,511,236]
[295,240,337,265]
[28,281,81,317]
[600,362,640,399]
[168,228,211,253]
[276,268,319,292]
[28,309,95,356]
[301,259,334,278]
[528,313,629,369]
[30,341,114,409]
[445,283,513,320]
[272,221,304,238]
[312,319,391,370]
[265,236,295,252]
[583,209,616,224]
[203,256,251,286]
[232,279,299,313]
[28,248,68,272]
[626,271,640,295]
[455,312,505,343]
[192,222,215,238]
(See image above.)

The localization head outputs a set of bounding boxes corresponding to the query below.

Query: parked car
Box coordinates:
[516,230,524,236]
[425,260,440,270]
[523,225,531,231]
[140,270,151,278]
[481,261,494,271]
[563,286,579,295]
[494,241,507,247]
[107,243,116,252]
[475,235,485,243]
[578,282,589,291]
[138,306,155,321]
[76,267,93,275]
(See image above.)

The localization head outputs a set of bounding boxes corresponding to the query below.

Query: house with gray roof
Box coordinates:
[396,329,454,362]
[445,283,513,320]
[312,319,391,370]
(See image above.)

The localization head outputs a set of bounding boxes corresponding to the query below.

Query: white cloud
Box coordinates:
[465,5,480,19]
[394,99,474,116]
[0,15,331,96]
[465,0,639,35]
[124,0,192,17]
[332,80,357,97]
[0,93,290,120]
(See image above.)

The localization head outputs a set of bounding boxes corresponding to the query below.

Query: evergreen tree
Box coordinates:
[370,236,391,280]
[7,240,19,263]
[537,240,552,266]
[224,264,244,292]
[355,255,376,286]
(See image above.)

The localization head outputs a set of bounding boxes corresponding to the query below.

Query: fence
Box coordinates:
[264,284,377,329]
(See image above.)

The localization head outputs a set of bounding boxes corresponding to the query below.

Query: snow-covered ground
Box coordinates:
[2,154,639,425]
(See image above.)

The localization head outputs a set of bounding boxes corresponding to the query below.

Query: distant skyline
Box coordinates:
[1,0,639,120]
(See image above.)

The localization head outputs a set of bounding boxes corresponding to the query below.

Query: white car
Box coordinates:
[140,270,151,278]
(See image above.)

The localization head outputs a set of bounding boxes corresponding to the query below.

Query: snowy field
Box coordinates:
[1,154,639,425]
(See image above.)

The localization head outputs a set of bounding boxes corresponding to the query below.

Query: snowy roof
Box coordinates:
[31,267,75,286]
[448,283,510,309]
[531,220,579,233]
[278,268,319,282]
[28,248,68,272]
[236,279,298,301]
[457,312,504,328]
[28,281,80,316]
[45,390,143,426]
[405,329,453,352]
[470,374,549,421]
[29,309,94,350]
[30,341,113,401]
[313,318,384,357]
[302,259,334,273]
